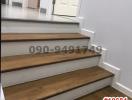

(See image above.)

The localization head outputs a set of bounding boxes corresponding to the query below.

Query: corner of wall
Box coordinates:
[81,28,95,45]
[80,27,132,98]
[98,46,132,98]
[1,84,5,100]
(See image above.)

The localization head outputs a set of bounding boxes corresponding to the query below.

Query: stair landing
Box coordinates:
[1,5,79,24]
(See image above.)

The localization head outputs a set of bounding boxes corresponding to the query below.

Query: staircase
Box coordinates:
[1,19,114,100]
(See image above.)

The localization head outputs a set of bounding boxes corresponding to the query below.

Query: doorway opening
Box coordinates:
[7,0,40,9]
[4,0,81,17]
[52,0,80,17]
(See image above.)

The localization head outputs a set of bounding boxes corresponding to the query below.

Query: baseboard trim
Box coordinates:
[112,82,132,98]
[90,43,132,98]
[91,44,120,82]
[81,28,95,34]
[81,28,95,46]
[77,17,84,29]
[101,62,120,78]
[101,62,132,98]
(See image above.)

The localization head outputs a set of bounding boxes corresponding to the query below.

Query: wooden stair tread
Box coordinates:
[1,50,101,72]
[76,86,132,100]
[3,66,113,100]
[1,33,89,42]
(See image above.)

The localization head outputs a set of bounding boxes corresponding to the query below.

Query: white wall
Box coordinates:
[40,0,53,15]
[1,84,5,100]
[79,0,132,90]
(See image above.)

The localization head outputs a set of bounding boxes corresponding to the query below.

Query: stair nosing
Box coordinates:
[1,53,101,73]
[43,75,113,99]
[1,37,90,42]
[2,17,80,24]
[3,66,114,100]
[1,33,90,42]
[5,66,114,100]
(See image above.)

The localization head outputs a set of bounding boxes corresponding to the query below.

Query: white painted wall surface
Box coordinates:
[79,0,132,90]
[1,84,5,100]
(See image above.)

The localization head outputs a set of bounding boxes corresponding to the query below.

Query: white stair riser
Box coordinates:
[2,57,100,87]
[47,77,113,100]
[1,21,80,33]
[1,39,89,57]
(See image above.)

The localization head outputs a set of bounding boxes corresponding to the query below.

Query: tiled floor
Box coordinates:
[1,4,79,23]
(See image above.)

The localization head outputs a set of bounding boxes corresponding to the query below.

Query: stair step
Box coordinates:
[1,50,101,73]
[2,17,79,25]
[1,33,89,57]
[75,86,131,100]
[1,33,89,42]
[2,53,100,87]
[3,66,113,100]
[2,20,80,34]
